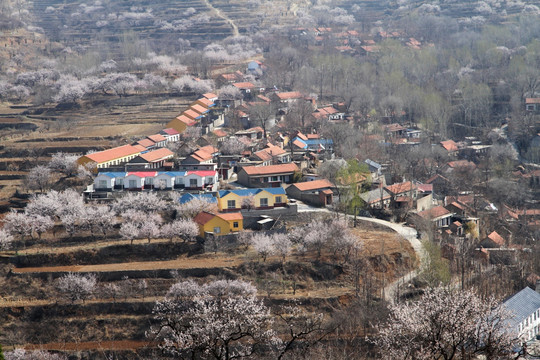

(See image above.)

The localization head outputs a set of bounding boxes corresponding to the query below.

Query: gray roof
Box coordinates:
[503,287,540,327]
[360,188,391,204]
[365,159,382,170]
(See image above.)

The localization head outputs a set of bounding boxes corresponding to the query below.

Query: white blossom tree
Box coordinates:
[113,192,166,214]
[5,349,67,360]
[374,286,517,360]
[56,272,97,303]
[25,165,52,193]
[176,198,215,219]
[30,214,54,240]
[220,137,246,155]
[251,233,275,262]
[272,233,292,264]
[48,152,79,177]
[161,219,198,242]
[150,280,278,359]
[3,210,32,243]
[0,229,14,250]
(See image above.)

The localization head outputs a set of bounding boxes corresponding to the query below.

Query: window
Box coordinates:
[233,222,239,228]
[129,180,136,188]
[98,180,107,188]
[271,176,278,182]
[227,200,236,209]
[275,196,282,204]
[213,227,221,234]
[175,177,183,185]
[190,178,198,187]
[260,198,268,207]
[117,178,124,186]
[146,177,153,185]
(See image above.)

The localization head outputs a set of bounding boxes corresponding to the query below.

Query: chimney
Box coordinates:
[536,279,540,295]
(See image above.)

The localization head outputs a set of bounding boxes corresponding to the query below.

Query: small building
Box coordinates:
[360,188,392,209]
[154,171,187,190]
[127,148,174,169]
[182,145,219,165]
[440,139,459,156]
[194,211,243,237]
[416,205,453,228]
[77,144,143,170]
[286,179,334,207]
[502,286,540,342]
[237,163,299,188]
[525,98,540,112]
[160,128,180,143]
[385,181,418,201]
[480,231,506,248]
[146,134,167,148]
[184,170,218,191]
[94,172,126,191]
[124,171,158,190]
[217,188,287,212]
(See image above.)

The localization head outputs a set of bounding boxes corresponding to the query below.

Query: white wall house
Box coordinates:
[94,170,217,191]
[94,172,126,190]
[503,286,540,342]
[155,171,187,189]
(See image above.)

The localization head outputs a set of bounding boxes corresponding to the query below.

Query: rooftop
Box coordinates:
[240,163,299,176]
[503,287,540,328]
[290,179,334,192]
[83,145,142,164]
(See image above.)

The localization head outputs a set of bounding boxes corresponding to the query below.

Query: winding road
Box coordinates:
[297,204,426,304]
[203,0,239,37]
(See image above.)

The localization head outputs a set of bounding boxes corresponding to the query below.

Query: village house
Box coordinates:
[146,134,167,148]
[250,144,290,166]
[416,205,454,228]
[78,144,144,170]
[286,179,334,207]
[124,171,158,190]
[291,132,334,153]
[194,211,243,237]
[440,139,460,156]
[166,114,197,134]
[159,128,180,143]
[126,148,174,169]
[215,71,245,87]
[184,170,218,191]
[154,171,187,190]
[94,172,126,191]
[181,145,220,166]
[443,160,477,174]
[360,188,392,209]
[235,127,264,141]
[135,138,157,150]
[237,163,299,188]
[502,286,540,342]
[217,188,288,212]
[525,98,540,112]
[480,231,506,248]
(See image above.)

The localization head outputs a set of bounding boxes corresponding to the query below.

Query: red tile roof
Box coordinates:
[291,179,334,191]
[418,205,452,220]
[190,104,209,114]
[487,231,505,246]
[83,145,142,164]
[176,115,197,126]
[447,160,476,169]
[126,171,158,178]
[276,91,303,100]
[183,109,202,120]
[203,92,218,99]
[162,128,180,135]
[195,98,214,107]
[525,98,540,104]
[213,129,228,137]
[233,82,255,89]
[187,170,217,177]
[385,181,417,195]
[440,140,459,152]
[194,211,216,225]
[241,163,299,176]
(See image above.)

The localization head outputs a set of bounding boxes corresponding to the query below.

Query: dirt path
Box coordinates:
[21,340,151,352]
[12,255,242,274]
[204,0,239,37]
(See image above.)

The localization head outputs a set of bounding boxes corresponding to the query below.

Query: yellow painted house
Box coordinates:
[77,144,144,170]
[193,211,243,237]
[216,188,288,212]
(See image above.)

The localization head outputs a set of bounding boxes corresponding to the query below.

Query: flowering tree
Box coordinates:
[220,137,246,155]
[218,85,242,100]
[3,210,32,243]
[25,165,52,193]
[0,229,14,250]
[56,272,97,303]
[150,280,278,359]
[30,214,54,240]
[120,221,140,245]
[5,349,67,360]
[251,233,275,262]
[272,233,292,264]
[374,286,517,360]
[48,152,79,177]
[113,192,166,214]
[161,219,198,242]
[176,198,215,219]
[241,195,256,210]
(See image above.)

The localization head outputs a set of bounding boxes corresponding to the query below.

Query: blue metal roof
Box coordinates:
[218,187,286,197]
[98,172,126,178]
[178,193,217,204]
[158,171,187,177]
[503,287,540,328]
[304,139,333,145]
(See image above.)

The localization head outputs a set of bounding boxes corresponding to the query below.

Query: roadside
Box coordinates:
[297,202,425,304]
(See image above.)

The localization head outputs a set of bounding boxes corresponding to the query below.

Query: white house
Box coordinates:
[503,286,540,342]
[184,170,218,191]
[124,171,157,190]
[160,128,180,143]
[94,172,126,191]
[155,171,187,190]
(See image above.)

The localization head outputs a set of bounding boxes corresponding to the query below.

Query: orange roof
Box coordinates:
[447,160,476,169]
[147,134,166,143]
[136,139,155,148]
[132,144,147,152]
[293,139,306,148]
[139,148,174,162]
[176,115,197,126]
[306,134,320,139]
[200,145,218,154]
[384,123,405,132]
[257,95,271,102]
[194,211,216,225]
[526,98,540,104]
[241,163,299,176]
[253,149,273,161]
[233,82,255,89]
[385,181,417,195]
[195,98,214,107]
[440,140,459,152]
[183,109,202,120]
[487,231,505,246]
[217,212,243,221]
[83,144,142,164]
[292,179,334,191]
[213,129,228,137]
[276,91,303,100]
[190,104,209,114]
[296,132,308,141]
[203,92,218,99]
[418,205,452,220]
